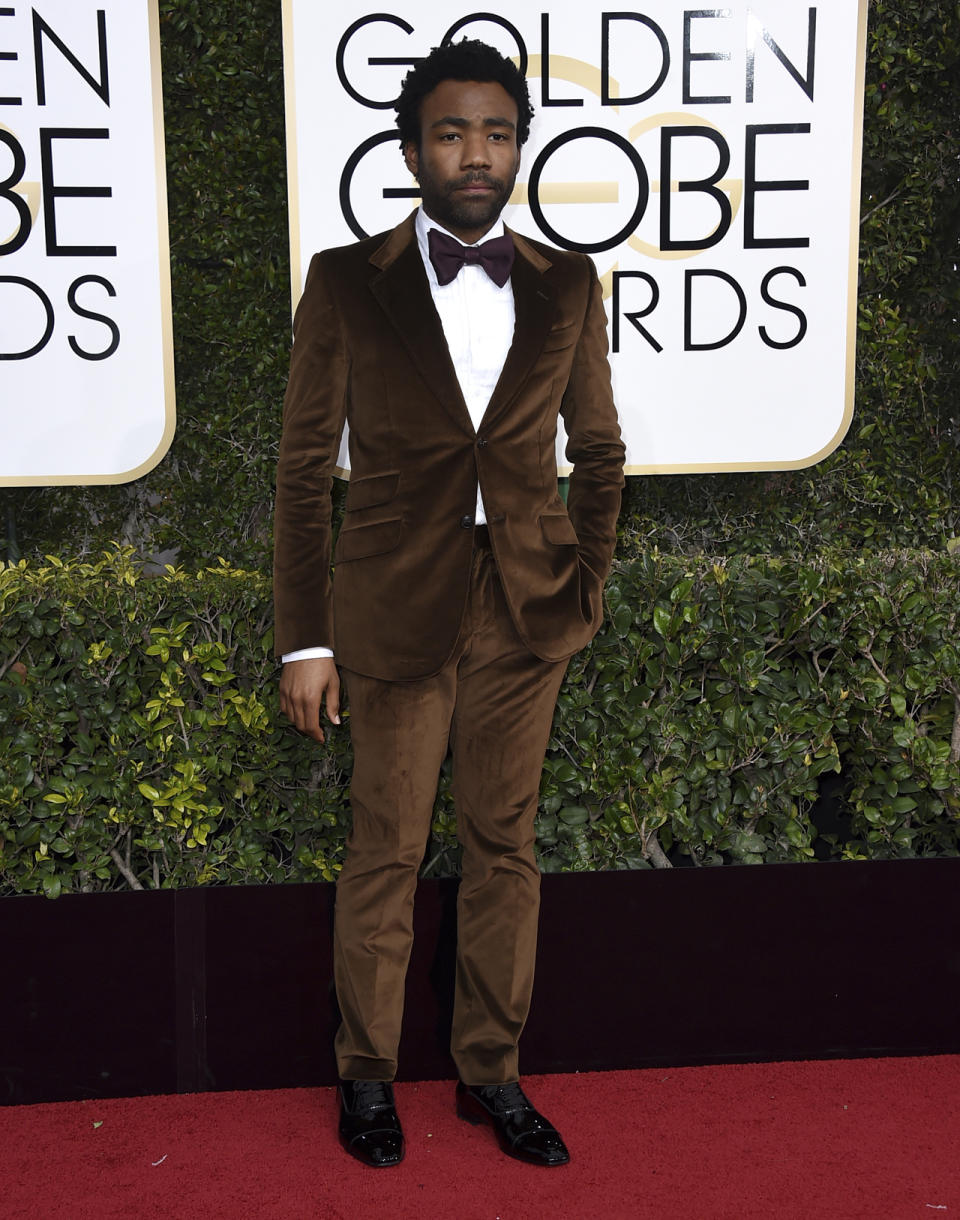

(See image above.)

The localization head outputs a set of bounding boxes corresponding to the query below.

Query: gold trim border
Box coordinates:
[1,0,177,487]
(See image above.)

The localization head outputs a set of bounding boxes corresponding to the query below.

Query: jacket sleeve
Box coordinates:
[272,252,349,657]
[561,257,626,583]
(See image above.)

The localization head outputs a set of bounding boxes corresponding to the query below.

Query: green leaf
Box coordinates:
[612,603,632,637]
[558,806,589,826]
[890,796,918,814]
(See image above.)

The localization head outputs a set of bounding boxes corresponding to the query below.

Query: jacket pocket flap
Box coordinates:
[539,513,579,545]
[345,470,400,512]
[334,517,402,563]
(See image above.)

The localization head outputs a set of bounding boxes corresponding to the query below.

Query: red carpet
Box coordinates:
[2,1058,958,1218]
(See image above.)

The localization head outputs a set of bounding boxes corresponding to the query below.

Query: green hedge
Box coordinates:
[2,550,957,896]
[0,553,350,898]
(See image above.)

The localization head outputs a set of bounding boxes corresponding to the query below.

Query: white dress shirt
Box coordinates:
[283,208,516,663]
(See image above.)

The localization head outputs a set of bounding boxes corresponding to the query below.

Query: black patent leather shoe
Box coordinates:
[338,1080,404,1168]
[456,1080,570,1166]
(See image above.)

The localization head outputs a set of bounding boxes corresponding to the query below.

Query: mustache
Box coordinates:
[446,172,504,192]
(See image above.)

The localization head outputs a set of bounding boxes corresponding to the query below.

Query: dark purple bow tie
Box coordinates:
[427,227,515,288]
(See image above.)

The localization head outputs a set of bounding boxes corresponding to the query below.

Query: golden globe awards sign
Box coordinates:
[0,2,173,486]
[282,1,867,474]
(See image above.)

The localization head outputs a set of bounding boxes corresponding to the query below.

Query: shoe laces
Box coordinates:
[487,1081,528,1113]
[350,1080,392,1111]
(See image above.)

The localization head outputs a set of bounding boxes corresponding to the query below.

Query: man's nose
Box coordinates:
[460,134,491,167]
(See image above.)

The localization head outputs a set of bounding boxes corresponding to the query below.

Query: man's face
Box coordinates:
[403,78,521,245]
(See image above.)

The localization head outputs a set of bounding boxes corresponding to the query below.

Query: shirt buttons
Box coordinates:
[477,437,488,448]
[459,515,475,529]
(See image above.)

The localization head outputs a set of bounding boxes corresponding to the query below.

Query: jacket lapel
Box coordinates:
[480,227,556,430]
[368,216,473,435]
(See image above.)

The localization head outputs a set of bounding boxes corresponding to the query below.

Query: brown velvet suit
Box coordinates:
[273,212,625,1084]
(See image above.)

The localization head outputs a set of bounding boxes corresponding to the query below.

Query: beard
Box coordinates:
[416,166,517,238]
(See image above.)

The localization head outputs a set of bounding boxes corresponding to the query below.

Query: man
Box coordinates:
[274,39,624,1169]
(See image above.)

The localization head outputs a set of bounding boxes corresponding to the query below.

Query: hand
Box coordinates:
[278,657,341,743]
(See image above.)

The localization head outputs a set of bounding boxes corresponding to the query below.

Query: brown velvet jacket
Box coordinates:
[273,214,625,681]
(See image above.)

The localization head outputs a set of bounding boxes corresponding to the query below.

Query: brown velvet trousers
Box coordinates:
[333,535,569,1085]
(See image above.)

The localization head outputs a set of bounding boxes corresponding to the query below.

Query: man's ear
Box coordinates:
[403,141,419,179]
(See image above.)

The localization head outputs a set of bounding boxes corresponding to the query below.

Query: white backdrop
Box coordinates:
[282,0,867,475]
[0,1,173,485]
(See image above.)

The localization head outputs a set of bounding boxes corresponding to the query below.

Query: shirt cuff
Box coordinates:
[281,647,334,663]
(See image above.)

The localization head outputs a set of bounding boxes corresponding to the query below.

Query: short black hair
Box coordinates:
[395,39,534,150]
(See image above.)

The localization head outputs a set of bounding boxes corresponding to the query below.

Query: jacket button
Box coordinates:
[459,515,475,529]
[477,437,488,448]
